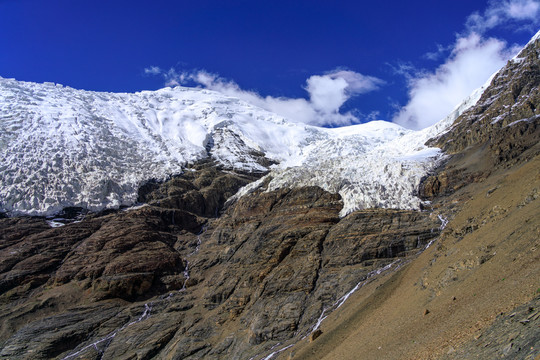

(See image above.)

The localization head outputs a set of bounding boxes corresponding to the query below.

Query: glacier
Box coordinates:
[0,75,490,217]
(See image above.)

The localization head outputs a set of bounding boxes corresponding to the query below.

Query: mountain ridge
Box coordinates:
[0,64,490,217]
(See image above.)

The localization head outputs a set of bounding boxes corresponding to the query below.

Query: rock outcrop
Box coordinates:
[439,296,540,360]
[0,163,441,359]
[434,36,540,161]
[419,35,540,202]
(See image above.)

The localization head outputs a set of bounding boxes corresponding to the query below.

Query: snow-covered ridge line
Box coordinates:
[1,72,488,217]
[0,77,311,215]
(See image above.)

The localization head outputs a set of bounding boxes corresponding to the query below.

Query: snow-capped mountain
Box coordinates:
[0,74,489,217]
[1,30,539,360]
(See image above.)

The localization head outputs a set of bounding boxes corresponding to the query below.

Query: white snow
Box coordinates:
[511,29,540,63]
[506,114,540,127]
[232,75,491,217]
[0,79,313,215]
[0,73,490,217]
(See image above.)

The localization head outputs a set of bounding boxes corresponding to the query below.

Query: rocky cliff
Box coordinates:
[420,34,540,200]
[0,161,441,359]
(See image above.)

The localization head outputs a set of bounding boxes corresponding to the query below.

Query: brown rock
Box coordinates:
[431,36,540,167]
[310,329,323,342]
[138,161,262,217]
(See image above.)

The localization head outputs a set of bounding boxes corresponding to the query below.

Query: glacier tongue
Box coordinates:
[0,76,485,216]
[234,121,444,217]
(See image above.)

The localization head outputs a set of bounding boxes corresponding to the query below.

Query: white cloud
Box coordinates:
[305,71,383,114]
[393,0,539,130]
[144,66,162,75]
[149,68,384,127]
[306,75,349,113]
[393,33,517,130]
[508,0,540,18]
[424,44,452,61]
[466,0,540,33]
[328,70,385,94]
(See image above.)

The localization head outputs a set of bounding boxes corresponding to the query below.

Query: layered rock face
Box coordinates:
[0,162,442,359]
[421,35,540,200]
[435,38,540,162]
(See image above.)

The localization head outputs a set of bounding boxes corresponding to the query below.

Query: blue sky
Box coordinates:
[1,0,539,128]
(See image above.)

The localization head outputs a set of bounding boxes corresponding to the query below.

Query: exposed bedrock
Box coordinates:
[0,164,441,359]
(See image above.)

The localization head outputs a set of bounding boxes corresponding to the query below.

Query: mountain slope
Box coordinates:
[1,71,486,217]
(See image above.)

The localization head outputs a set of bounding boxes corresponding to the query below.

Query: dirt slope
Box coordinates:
[285,155,539,360]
